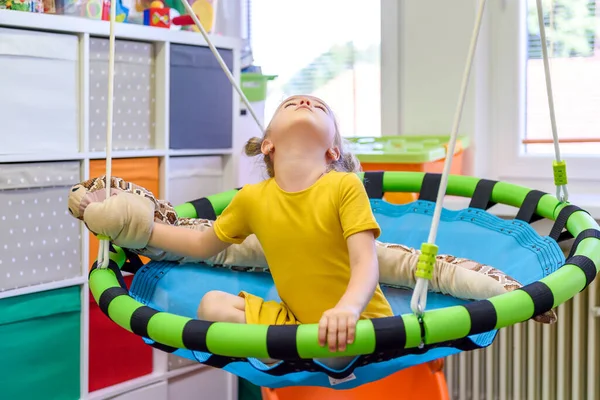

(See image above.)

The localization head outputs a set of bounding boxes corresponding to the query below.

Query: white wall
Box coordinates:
[382,0,493,178]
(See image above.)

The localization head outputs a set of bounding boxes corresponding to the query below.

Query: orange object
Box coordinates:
[261,360,449,400]
[89,157,161,267]
[360,141,465,204]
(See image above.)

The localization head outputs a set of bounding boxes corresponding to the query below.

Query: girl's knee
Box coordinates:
[197,290,245,323]
[197,290,226,320]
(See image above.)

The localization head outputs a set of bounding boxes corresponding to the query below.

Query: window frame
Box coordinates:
[380,0,401,137]
[489,0,600,183]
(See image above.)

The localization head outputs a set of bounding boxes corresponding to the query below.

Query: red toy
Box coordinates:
[143,0,170,28]
[171,14,194,26]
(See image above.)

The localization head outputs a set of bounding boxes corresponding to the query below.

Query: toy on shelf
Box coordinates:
[170,0,216,32]
[143,0,170,28]
[59,0,129,21]
[1,0,43,11]
[101,0,129,21]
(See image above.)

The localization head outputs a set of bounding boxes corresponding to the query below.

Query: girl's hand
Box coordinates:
[318,305,360,352]
[84,192,155,249]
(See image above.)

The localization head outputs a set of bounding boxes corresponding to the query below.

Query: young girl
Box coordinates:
[83,95,393,356]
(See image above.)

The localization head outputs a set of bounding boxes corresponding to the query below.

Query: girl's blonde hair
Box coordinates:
[244,104,361,178]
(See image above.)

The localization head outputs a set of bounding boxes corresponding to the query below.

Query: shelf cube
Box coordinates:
[89,38,156,152]
[0,286,81,399]
[169,44,233,150]
[0,161,82,292]
[0,28,79,155]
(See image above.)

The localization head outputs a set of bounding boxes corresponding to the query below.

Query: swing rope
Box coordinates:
[410,0,488,318]
[535,0,569,203]
[96,0,264,270]
[177,0,266,135]
[96,0,118,269]
[410,0,570,322]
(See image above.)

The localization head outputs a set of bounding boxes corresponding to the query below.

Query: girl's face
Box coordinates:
[264,95,337,153]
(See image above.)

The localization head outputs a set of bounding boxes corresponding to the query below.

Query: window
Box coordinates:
[491,0,600,181]
[525,0,600,155]
[247,0,381,137]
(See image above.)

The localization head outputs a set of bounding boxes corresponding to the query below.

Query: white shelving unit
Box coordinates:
[0,10,242,400]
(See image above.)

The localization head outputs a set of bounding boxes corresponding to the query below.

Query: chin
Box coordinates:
[285,113,327,135]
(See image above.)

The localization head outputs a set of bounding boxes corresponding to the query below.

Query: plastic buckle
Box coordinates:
[415,243,438,280]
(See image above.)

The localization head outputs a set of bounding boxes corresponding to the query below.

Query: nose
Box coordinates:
[299,99,311,107]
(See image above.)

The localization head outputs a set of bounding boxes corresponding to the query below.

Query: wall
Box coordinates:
[386,0,492,179]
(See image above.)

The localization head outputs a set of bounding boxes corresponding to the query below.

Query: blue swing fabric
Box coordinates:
[128,200,565,389]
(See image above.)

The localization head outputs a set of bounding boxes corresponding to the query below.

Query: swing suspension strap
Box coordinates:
[96,0,118,269]
[410,0,488,317]
[410,0,570,318]
[535,0,569,203]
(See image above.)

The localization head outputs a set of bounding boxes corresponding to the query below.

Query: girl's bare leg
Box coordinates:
[197,290,278,365]
[197,290,246,323]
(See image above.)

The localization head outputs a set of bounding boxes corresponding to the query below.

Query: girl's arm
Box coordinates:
[148,185,252,260]
[318,229,379,352]
[149,222,232,260]
[336,230,379,313]
[318,173,382,351]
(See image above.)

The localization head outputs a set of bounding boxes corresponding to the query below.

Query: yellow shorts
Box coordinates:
[239,291,300,325]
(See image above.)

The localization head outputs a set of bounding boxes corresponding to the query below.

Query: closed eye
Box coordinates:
[284,102,296,108]
[315,105,327,112]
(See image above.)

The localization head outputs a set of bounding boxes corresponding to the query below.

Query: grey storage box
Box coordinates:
[169,44,233,150]
[89,38,156,152]
[0,28,79,155]
[0,162,81,292]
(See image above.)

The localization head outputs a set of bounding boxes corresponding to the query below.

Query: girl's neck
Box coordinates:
[272,147,328,192]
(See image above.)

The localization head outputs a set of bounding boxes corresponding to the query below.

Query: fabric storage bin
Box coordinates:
[168,156,223,206]
[89,38,156,152]
[89,157,160,266]
[0,162,81,292]
[89,274,153,392]
[0,286,81,399]
[0,27,79,155]
[169,44,233,150]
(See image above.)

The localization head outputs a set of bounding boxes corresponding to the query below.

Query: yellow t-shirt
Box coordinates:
[212,171,393,324]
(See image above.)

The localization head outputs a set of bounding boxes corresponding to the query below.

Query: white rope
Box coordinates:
[535,0,568,202]
[179,0,265,135]
[97,0,117,269]
[410,0,488,316]
[96,0,265,269]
